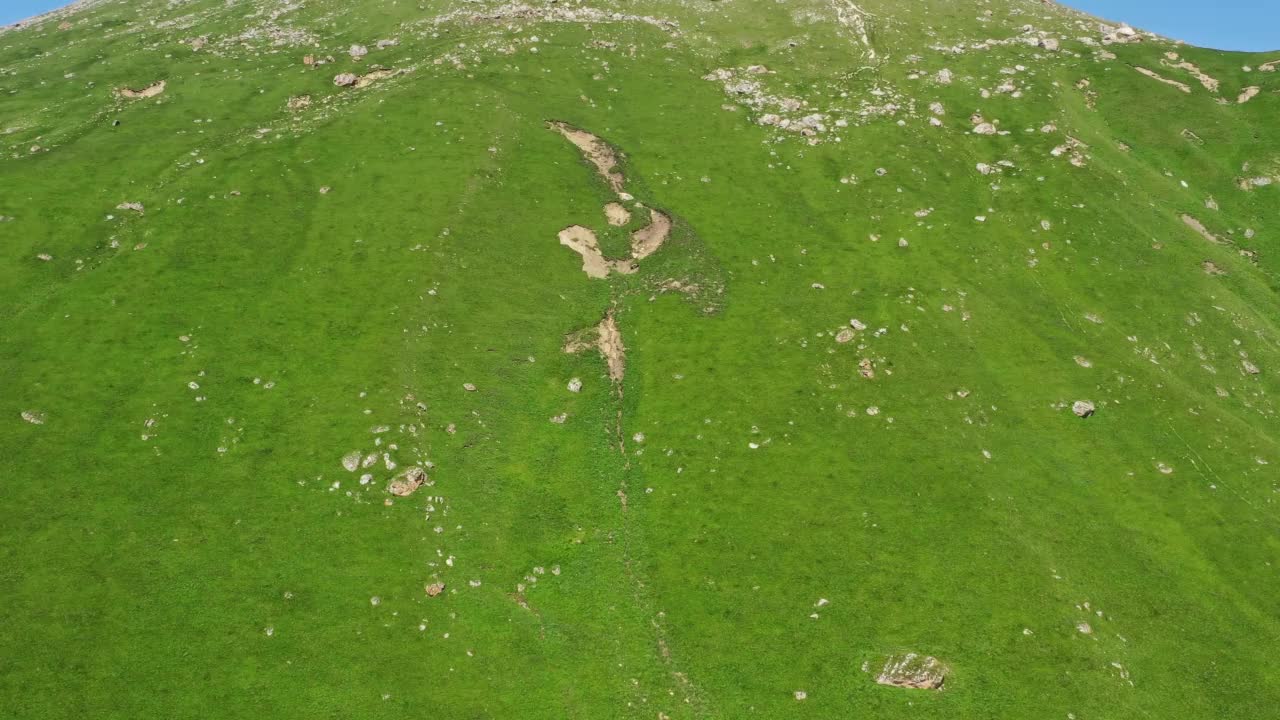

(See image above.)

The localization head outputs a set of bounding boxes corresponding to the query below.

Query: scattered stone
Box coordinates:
[333,73,358,87]
[342,451,361,472]
[425,582,445,597]
[1072,400,1095,418]
[116,202,144,214]
[567,377,583,393]
[835,328,855,343]
[1077,621,1093,634]
[1201,260,1226,275]
[858,358,875,379]
[287,95,312,111]
[388,466,428,496]
[875,653,946,690]
[349,44,368,60]
[463,383,477,392]
[1156,462,1174,475]
[21,410,45,425]
[850,318,867,331]
[1242,359,1260,375]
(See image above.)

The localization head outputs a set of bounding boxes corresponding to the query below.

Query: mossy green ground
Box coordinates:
[1,1,1279,718]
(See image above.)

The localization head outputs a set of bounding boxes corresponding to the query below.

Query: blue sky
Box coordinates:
[1,0,1277,52]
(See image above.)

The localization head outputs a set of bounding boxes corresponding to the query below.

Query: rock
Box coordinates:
[1243,360,1260,375]
[835,329,855,343]
[387,466,428,496]
[117,81,166,99]
[937,68,953,84]
[849,318,867,331]
[376,39,398,49]
[973,122,998,135]
[1039,38,1060,51]
[463,383,477,392]
[1072,400,1096,418]
[567,377,583,393]
[341,451,361,472]
[1077,621,1093,634]
[349,44,368,60]
[875,653,946,690]
[116,202,144,214]
[286,95,311,111]
[858,358,875,379]
[425,582,445,597]
[793,690,807,701]
[333,73,358,87]
[21,410,45,425]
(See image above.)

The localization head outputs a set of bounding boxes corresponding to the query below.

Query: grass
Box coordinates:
[1,0,1279,718]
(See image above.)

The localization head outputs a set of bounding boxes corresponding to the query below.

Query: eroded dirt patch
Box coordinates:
[630,208,672,260]
[117,80,166,99]
[563,311,626,383]
[549,121,626,195]
[604,202,631,226]
[558,225,635,278]
[1182,214,1220,243]
[1238,86,1261,104]
[1134,67,1191,94]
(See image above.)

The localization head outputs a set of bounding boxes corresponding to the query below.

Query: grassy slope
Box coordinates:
[1,1,1278,718]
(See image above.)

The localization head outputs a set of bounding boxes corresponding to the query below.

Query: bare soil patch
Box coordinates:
[549,121,626,195]
[630,208,672,260]
[1134,67,1191,94]
[117,80,166,99]
[604,202,631,226]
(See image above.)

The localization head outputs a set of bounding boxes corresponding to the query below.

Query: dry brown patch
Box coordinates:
[630,208,672,260]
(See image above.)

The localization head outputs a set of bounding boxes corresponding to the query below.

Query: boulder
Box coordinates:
[875,653,946,690]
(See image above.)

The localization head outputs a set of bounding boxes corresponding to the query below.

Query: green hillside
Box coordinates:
[1,1,1278,717]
